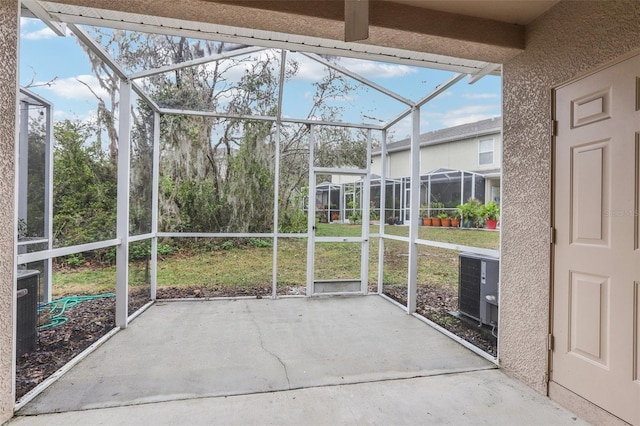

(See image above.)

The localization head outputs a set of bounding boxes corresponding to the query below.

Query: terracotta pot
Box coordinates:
[422,217,432,226]
[441,218,451,227]
[431,218,441,226]
[451,218,460,228]
[486,218,498,230]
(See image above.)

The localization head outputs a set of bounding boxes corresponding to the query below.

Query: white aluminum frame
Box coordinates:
[115,79,132,328]
[14,16,502,358]
[17,88,54,302]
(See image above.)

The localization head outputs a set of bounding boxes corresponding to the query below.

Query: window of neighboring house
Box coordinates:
[478,138,494,165]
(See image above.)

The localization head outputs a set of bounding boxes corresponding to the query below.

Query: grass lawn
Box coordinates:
[52,225,499,298]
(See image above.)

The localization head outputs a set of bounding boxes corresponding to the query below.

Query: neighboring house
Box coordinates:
[321,117,502,224]
[372,116,502,205]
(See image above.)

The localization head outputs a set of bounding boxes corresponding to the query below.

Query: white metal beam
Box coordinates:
[44,98,54,302]
[272,49,287,299]
[377,129,387,294]
[414,73,467,109]
[159,108,277,122]
[17,239,121,264]
[129,46,266,80]
[150,111,160,301]
[383,73,466,130]
[115,79,132,328]
[300,52,413,106]
[290,118,382,130]
[306,126,316,296]
[407,106,420,314]
[360,129,372,294]
[67,23,129,80]
[22,0,67,36]
[157,232,273,238]
[131,82,161,113]
[46,11,489,75]
[468,63,501,85]
[160,107,383,130]
[313,166,367,176]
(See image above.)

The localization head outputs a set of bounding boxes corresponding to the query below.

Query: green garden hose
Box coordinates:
[37,293,115,330]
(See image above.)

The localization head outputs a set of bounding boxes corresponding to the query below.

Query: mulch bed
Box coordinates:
[381,285,497,357]
[15,284,496,401]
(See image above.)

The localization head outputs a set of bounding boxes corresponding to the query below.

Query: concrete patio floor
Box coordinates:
[11,296,586,425]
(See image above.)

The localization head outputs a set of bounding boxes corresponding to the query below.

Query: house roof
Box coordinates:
[374,116,502,155]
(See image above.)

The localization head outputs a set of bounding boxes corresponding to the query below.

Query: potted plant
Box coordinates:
[430,201,444,226]
[420,204,432,226]
[458,198,482,228]
[481,201,500,230]
[451,210,461,228]
[439,213,451,227]
[386,216,398,225]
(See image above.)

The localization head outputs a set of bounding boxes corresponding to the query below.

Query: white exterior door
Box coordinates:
[553,54,640,424]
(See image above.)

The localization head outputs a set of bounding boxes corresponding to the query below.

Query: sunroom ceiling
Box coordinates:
[31,1,502,75]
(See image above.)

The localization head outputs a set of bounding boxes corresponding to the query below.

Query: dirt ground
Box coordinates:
[15,284,496,400]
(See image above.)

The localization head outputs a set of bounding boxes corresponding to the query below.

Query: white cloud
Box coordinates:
[425,104,500,128]
[22,27,57,40]
[290,55,327,81]
[338,58,417,79]
[461,93,499,100]
[36,75,109,102]
[53,108,97,124]
[289,55,417,82]
[20,21,71,41]
[326,94,357,102]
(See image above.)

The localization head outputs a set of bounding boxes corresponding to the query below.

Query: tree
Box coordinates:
[52,120,117,251]
[76,29,366,235]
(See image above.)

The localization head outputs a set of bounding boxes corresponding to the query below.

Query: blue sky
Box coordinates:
[20,18,501,141]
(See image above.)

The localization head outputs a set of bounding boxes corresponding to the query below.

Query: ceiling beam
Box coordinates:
[345,0,369,42]
[49,0,525,63]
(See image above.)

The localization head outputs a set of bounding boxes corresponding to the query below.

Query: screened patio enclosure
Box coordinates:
[317,169,485,225]
[17,88,53,304]
[16,4,500,365]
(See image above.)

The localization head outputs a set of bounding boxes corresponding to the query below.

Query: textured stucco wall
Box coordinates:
[0,1,18,422]
[500,0,640,393]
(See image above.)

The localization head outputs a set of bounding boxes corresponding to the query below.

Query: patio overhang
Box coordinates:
[25,0,533,74]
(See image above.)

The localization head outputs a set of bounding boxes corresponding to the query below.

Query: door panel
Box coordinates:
[307,171,370,295]
[553,54,640,425]
[570,141,609,245]
[569,272,608,365]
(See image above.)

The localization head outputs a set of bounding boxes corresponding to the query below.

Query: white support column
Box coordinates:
[407,107,421,314]
[116,79,132,327]
[44,100,54,302]
[360,129,372,294]
[17,104,28,231]
[471,173,476,200]
[377,130,387,294]
[305,125,316,296]
[150,111,160,301]
[428,175,432,214]
[272,49,286,299]
[272,122,281,298]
